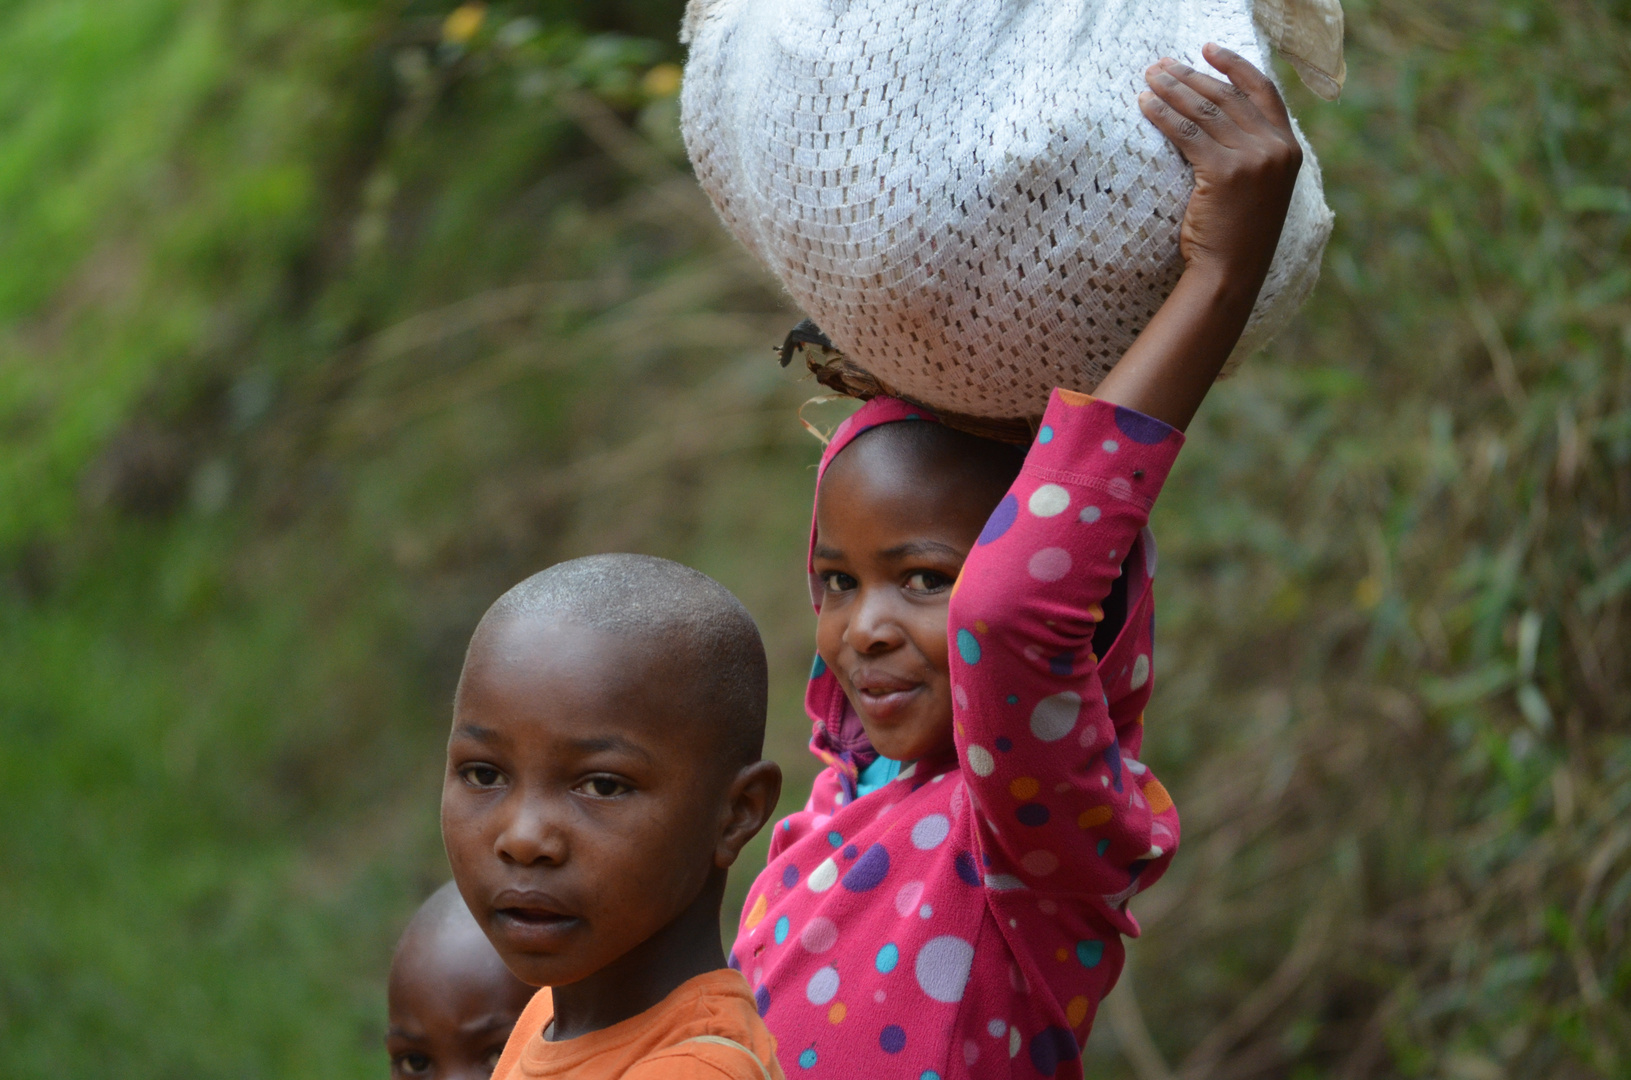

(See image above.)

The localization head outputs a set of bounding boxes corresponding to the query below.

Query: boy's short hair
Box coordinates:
[480,553,769,765]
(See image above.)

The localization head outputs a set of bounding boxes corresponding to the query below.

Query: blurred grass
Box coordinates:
[0,0,1625,1077]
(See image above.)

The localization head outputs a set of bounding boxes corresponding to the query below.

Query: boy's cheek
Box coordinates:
[438,806,494,927]
[439,803,479,868]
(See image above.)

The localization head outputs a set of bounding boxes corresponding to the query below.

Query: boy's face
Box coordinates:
[386,918,534,1080]
[813,435,999,762]
[441,618,734,989]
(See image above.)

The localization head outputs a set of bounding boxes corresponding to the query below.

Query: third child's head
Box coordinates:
[813,415,1024,762]
[441,554,781,997]
[386,880,534,1080]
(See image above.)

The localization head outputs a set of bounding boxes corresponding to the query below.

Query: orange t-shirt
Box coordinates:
[491,969,785,1080]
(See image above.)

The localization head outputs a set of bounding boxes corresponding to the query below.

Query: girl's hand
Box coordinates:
[1139,44,1303,294]
[1091,45,1305,432]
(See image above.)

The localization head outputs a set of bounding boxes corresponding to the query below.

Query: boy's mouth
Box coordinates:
[490,890,582,948]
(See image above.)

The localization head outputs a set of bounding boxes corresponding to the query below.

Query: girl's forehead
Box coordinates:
[822,424,1015,512]
[819,396,941,472]
[818,459,990,551]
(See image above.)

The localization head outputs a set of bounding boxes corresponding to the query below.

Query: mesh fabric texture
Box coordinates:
[681,0,1339,420]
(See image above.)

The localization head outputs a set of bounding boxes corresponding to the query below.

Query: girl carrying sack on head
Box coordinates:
[679,2,1340,1078]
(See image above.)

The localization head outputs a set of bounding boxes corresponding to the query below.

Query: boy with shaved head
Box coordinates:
[443,554,785,1079]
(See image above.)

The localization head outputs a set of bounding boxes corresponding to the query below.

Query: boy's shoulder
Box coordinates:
[627,1033,785,1079]
[489,986,552,1080]
[494,970,782,1080]
[624,969,783,1080]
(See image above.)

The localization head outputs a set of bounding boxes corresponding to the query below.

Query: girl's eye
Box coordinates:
[905,570,954,593]
[822,571,858,594]
[576,775,632,798]
[459,764,506,789]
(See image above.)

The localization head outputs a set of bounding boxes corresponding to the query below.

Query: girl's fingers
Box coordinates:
[1137,90,1222,169]
[1199,44,1297,144]
[1144,64,1249,149]
[1151,59,1277,144]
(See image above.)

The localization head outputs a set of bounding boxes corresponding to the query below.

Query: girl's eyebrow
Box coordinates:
[881,539,966,561]
[812,543,844,560]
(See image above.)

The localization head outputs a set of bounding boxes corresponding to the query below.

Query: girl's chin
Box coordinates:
[859,713,955,764]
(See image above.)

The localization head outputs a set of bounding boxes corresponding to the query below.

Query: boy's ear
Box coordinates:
[715,760,783,869]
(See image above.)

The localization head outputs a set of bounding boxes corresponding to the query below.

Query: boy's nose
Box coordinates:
[493,795,568,866]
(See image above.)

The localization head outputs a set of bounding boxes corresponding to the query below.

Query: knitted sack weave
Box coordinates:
[680,0,1341,420]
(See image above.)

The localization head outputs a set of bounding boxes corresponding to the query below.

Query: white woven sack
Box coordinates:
[681,0,1342,420]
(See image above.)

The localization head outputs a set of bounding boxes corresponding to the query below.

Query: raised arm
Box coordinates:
[950,389,1181,931]
[1095,44,1305,431]
[947,47,1304,925]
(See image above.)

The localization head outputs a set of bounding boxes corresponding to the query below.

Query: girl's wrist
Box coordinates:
[1178,257,1269,313]
[1094,258,1267,431]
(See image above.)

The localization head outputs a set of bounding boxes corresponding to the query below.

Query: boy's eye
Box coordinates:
[459,764,507,789]
[821,571,858,594]
[393,1051,432,1076]
[575,775,632,799]
[904,570,954,593]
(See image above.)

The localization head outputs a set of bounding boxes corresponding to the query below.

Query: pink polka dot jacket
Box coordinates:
[731,389,1183,1079]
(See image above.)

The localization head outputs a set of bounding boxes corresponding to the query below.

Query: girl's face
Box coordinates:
[812,430,1005,762]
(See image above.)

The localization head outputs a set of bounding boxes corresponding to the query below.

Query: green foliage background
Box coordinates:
[0,0,1625,1076]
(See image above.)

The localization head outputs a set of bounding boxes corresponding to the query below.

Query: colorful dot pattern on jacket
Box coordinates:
[738,390,1184,1079]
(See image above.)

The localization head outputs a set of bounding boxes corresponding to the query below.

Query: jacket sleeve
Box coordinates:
[948,389,1183,933]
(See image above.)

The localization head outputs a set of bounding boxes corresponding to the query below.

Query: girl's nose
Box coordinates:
[845,586,907,654]
[493,793,568,866]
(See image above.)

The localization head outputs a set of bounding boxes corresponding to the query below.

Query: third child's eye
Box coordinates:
[394,1052,432,1076]
[460,764,506,789]
[905,570,953,593]
[576,776,631,798]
